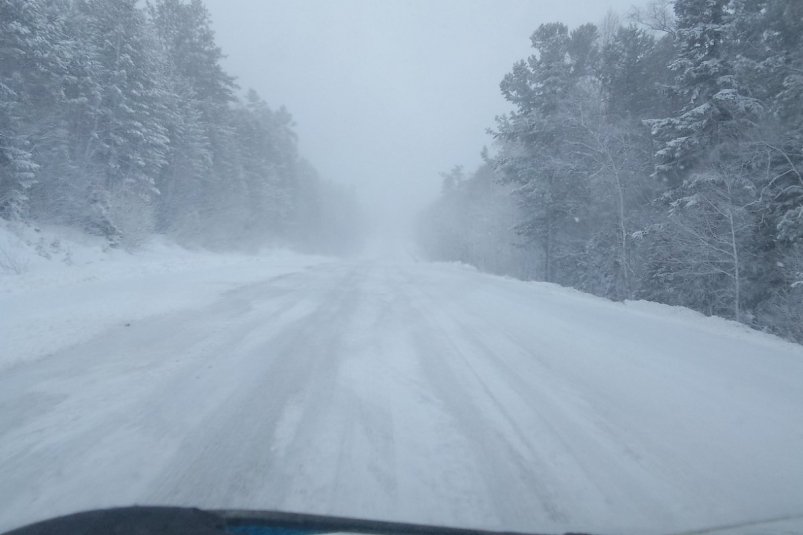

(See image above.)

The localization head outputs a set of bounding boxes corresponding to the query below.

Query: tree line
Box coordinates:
[419,0,803,342]
[0,0,363,253]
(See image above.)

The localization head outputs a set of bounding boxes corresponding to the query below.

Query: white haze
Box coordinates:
[202,0,637,237]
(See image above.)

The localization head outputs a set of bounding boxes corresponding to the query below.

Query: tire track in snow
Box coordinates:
[401,279,573,529]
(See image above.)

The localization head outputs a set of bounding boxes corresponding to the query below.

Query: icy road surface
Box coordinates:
[2,255,803,534]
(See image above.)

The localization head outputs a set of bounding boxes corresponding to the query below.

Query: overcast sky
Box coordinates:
[202,0,639,230]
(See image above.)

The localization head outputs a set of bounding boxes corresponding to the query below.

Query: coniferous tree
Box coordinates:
[420,1,802,341]
[66,0,170,244]
[0,0,69,220]
[495,23,599,283]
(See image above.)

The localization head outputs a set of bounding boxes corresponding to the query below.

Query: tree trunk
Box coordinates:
[610,159,630,300]
[728,206,741,321]
[544,205,553,283]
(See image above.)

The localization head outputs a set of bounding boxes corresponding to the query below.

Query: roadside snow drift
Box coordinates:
[0,224,328,371]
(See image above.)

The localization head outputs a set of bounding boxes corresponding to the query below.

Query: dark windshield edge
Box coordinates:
[217,508,586,535]
[667,512,803,535]
[3,507,589,535]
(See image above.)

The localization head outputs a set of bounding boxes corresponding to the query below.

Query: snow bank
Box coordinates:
[0,223,328,371]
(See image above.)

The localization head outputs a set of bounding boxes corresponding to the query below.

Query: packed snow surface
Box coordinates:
[2,240,803,535]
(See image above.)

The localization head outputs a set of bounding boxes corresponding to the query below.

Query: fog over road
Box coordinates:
[2,255,803,534]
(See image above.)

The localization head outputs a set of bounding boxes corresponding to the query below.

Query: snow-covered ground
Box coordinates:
[2,231,803,535]
[0,223,329,371]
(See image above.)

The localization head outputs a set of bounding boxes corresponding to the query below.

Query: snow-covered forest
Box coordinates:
[3,2,803,532]
[419,0,803,342]
[0,0,364,254]
[3,0,801,343]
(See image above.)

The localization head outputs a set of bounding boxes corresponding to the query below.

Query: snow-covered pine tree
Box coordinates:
[147,0,237,241]
[494,22,599,284]
[726,0,803,336]
[646,0,762,185]
[0,0,52,220]
[731,0,803,244]
[71,0,170,245]
[641,0,767,320]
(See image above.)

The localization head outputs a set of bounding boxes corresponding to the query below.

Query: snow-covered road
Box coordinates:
[2,256,803,534]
